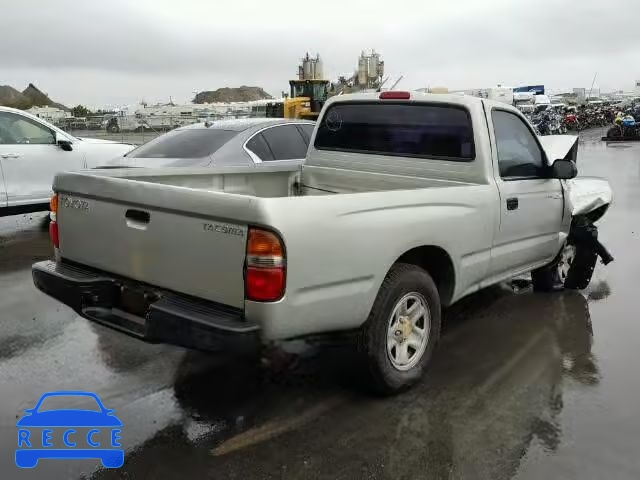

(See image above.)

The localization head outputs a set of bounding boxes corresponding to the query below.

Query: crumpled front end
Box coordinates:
[565,177,612,219]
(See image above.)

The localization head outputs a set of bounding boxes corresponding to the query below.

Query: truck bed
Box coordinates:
[53,164,477,311]
[78,164,470,197]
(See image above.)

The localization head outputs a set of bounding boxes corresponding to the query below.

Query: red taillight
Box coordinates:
[246,267,285,301]
[49,220,59,248]
[49,194,59,248]
[379,91,411,100]
[245,227,285,301]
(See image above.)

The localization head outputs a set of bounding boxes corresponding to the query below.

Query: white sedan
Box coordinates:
[0,106,134,217]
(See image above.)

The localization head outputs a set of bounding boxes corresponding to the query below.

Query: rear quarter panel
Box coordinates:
[248,183,498,340]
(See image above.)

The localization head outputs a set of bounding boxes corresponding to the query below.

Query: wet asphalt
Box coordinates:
[1,128,639,479]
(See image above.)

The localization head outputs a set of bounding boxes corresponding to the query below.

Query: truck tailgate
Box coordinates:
[57,193,248,309]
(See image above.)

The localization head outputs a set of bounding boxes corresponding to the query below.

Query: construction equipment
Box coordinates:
[266,53,329,120]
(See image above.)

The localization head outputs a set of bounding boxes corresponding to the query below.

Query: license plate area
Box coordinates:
[81,283,162,337]
[115,284,161,317]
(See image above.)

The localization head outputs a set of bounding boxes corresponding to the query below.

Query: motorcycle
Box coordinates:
[606,113,639,139]
[533,111,565,135]
[564,113,580,131]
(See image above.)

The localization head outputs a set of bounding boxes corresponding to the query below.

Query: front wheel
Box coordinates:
[359,263,441,394]
[532,242,597,292]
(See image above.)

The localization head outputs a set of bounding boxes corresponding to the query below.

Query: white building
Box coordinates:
[26,106,71,122]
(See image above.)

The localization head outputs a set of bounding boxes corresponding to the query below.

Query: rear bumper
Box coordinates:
[32,260,260,354]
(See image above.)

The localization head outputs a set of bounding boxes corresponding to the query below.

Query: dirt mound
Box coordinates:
[0,83,68,110]
[0,85,29,109]
[193,86,272,103]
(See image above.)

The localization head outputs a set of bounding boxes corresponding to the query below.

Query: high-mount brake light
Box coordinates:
[379,91,411,100]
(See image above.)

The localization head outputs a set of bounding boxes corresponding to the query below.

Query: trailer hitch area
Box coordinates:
[572,224,614,265]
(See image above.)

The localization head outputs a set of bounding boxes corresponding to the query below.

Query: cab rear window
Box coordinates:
[314,102,475,161]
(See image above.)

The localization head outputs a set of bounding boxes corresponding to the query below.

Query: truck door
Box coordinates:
[487,108,565,279]
[0,111,83,208]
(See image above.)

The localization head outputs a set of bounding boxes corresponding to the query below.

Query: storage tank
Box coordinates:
[314,54,323,79]
[358,52,368,85]
[368,53,379,80]
[377,60,385,79]
[302,54,312,80]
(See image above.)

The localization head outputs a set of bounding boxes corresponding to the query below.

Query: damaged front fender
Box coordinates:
[565,177,612,220]
[539,134,613,219]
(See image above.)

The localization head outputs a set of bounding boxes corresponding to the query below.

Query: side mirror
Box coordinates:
[56,133,73,151]
[550,159,577,179]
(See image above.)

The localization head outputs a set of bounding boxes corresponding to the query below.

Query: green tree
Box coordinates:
[71,105,92,117]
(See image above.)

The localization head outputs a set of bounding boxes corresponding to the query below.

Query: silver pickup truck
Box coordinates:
[32,92,613,393]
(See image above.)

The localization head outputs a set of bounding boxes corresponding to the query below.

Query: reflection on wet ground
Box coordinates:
[1,128,639,479]
[89,288,599,480]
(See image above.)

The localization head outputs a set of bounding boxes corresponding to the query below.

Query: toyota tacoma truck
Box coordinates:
[32,91,613,393]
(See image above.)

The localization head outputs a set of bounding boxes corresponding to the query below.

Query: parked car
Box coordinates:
[0,107,134,217]
[104,118,316,168]
[33,92,613,394]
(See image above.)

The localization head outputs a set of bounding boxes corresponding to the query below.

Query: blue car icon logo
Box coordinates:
[16,391,123,468]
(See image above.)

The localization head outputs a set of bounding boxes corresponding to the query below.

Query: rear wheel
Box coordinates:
[359,263,441,394]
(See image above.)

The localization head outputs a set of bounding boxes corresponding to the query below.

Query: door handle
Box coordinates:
[125,209,150,230]
[506,197,519,211]
[0,153,19,159]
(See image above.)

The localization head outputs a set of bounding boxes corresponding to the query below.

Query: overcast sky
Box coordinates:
[3,0,639,108]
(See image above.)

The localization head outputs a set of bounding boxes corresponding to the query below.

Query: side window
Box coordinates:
[492,110,545,179]
[296,124,315,145]
[261,125,308,160]
[0,112,55,145]
[245,133,274,162]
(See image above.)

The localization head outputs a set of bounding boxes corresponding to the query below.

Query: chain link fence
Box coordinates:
[55,109,264,145]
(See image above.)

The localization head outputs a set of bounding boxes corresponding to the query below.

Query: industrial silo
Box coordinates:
[368,52,379,81]
[314,53,324,80]
[302,53,312,80]
[358,52,368,86]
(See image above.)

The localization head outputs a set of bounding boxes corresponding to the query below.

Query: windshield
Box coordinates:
[291,82,327,99]
[127,129,237,158]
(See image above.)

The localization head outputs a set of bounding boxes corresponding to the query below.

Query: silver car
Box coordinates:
[105,118,315,168]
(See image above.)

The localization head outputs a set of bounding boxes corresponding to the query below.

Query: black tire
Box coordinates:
[565,245,598,290]
[359,263,441,395]
[532,243,597,292]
